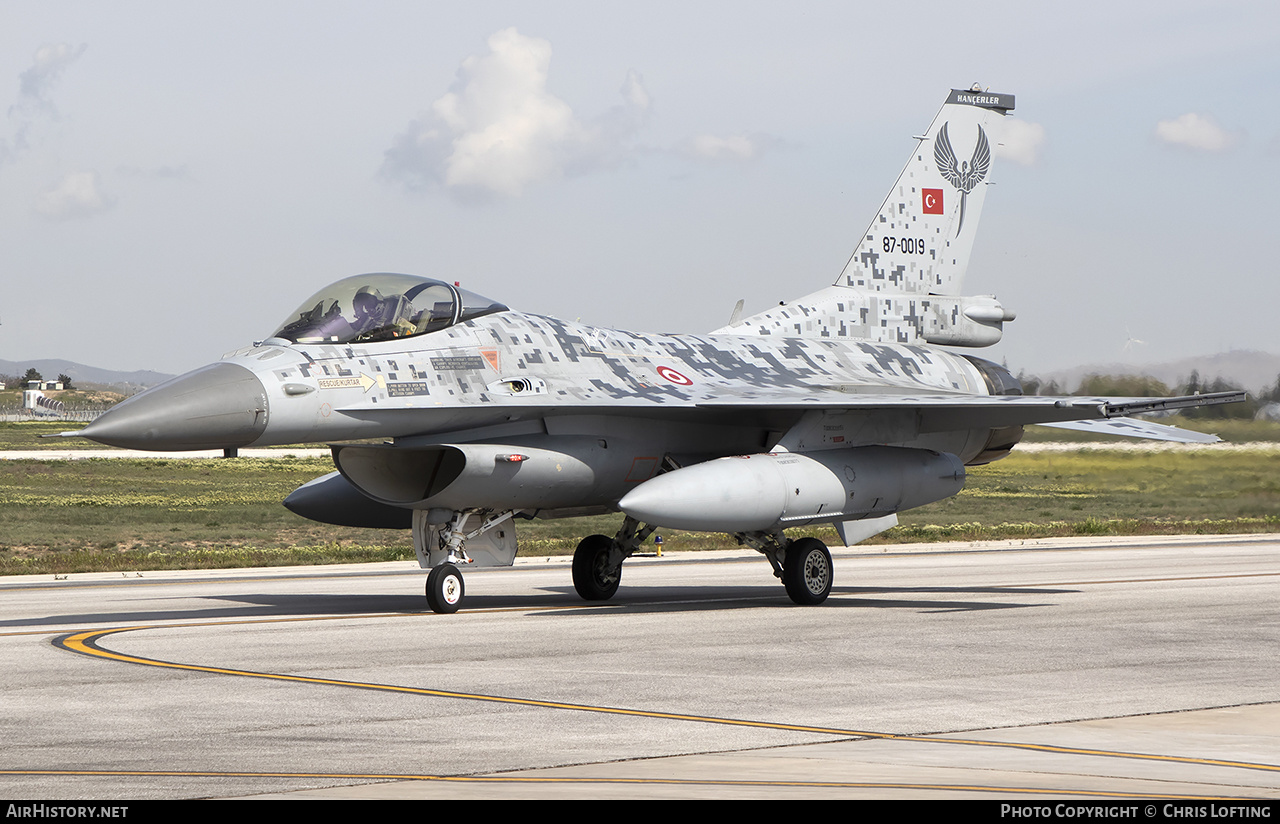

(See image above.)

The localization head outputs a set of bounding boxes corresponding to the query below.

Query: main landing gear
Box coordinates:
[735,530,834,605]
[571,522,834,607]
[781,537,834,605]
[571,516,656,601]
[572,535,620,600]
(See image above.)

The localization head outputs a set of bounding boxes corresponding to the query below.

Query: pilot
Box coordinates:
[351,287,387,336]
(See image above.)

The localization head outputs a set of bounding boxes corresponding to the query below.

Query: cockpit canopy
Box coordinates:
[271,274,508,345]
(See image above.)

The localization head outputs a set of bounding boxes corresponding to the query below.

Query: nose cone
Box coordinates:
[80,363,269,450]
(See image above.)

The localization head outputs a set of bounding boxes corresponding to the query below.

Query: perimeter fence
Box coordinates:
[0,408,105,423]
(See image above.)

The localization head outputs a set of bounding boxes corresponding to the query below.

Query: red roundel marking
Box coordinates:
[656,365,693,386]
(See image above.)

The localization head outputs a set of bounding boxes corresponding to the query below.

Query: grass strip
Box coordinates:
[2,447,1276,576]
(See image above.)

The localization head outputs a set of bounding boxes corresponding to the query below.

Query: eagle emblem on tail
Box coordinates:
[933,122,990,236]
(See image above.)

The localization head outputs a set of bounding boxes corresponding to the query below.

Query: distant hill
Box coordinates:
[1033,350,1280,395]
[0,359,174,392]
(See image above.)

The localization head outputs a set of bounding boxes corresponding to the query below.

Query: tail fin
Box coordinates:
[839,87,1014,295]
[717,87,1016,347]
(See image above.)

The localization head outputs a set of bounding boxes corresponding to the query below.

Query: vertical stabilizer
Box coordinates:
[716,87,1016,347]
[839,88,1014,295]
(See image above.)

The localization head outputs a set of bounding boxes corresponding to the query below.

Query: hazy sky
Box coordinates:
[3,1,1277,377]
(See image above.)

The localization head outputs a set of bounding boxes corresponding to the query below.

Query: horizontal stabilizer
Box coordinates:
[1035,418,1220,444]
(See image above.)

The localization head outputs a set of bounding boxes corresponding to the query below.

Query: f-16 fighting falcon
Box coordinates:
[66,86,1243,613]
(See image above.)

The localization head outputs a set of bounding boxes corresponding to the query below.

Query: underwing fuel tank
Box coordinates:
[617,446,965,533]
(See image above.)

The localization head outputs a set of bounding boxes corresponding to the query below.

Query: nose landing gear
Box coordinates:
[425,563,465,614]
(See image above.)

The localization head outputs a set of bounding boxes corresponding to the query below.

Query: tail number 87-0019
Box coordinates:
[883,236,925,254]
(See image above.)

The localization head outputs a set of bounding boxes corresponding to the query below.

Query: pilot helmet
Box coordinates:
[352,287,382,317]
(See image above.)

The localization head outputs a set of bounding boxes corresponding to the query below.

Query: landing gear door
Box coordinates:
[412,510,518,569]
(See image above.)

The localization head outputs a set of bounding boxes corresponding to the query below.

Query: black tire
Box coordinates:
[573,534,621,601]
[426,563,465,614]
[782,537,832,605]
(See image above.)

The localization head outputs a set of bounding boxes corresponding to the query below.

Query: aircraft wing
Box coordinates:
[332,386,1243,443]
[696,388,1243,414]
[694,389,1244,442]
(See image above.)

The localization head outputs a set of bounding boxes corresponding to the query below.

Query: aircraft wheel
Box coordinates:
[573,534,621,601]
[426,563,465,614]
[782,538,832,605]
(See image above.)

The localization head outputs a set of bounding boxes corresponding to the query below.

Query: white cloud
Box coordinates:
[682,131,784,164]
[1154,112,1235,152]
[993,119,1046,166]
[18,43,87,108]
[382,29,650,199]
[620,70,650,111]
[689,134,760,161]
[4,43,87,164]
[34,171,114,220]
[1267,132,1280,158]
[117,163,191,180]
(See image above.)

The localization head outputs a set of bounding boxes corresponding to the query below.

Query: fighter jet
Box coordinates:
[67,86,1242,612]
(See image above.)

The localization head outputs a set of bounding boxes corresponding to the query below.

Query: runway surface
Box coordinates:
[2,536,1278,800]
